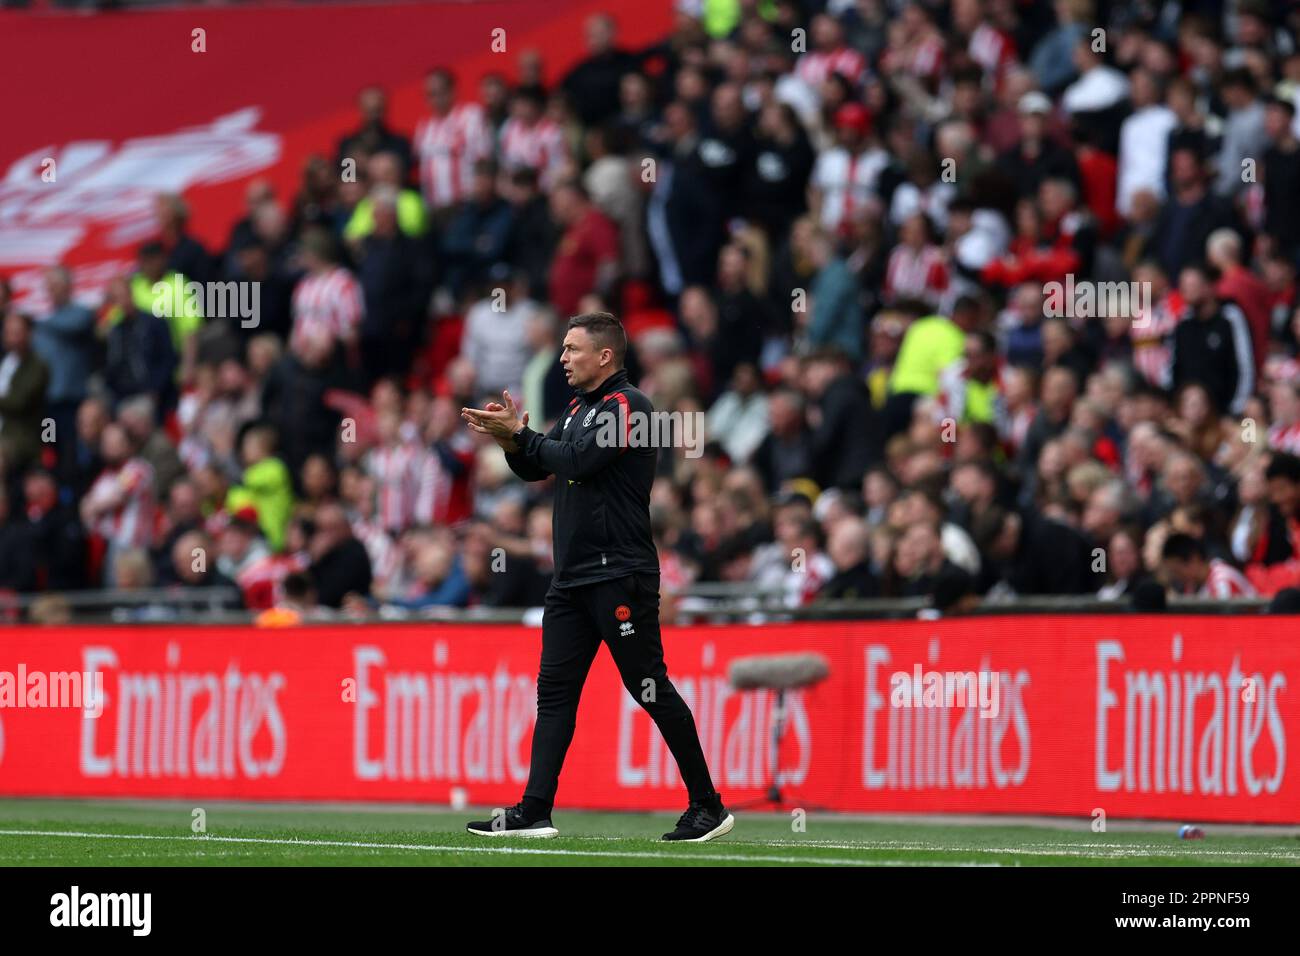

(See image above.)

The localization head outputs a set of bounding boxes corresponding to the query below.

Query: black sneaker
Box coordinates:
[661,795,734,842]
[466,802,558,838]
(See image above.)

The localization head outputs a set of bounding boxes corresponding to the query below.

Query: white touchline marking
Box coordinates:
[0,829,998,866]
[567,836,1298,860]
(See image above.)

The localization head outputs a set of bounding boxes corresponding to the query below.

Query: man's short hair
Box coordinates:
[567,311,627,368]
[1266,452,1300,483]
[1161,532,1206,562]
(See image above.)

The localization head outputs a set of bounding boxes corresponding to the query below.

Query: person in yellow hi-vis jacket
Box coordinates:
[102,241,203,387]
[226,424,294,552]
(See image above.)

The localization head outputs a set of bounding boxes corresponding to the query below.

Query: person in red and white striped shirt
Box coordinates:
[796,14,867,92]
[364,409,435,534]
[1130,263,1181,389]
[80,423,157,583]
[884,212,949,307]
[953,0,1016,93]
[1268,379,1300,455]
[290,228,364,358]
[1161,532,1258,598]
[880,3,946,88]
[498,86,570,190]
[415,68,492,213]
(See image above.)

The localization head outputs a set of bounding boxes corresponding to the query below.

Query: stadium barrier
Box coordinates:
[0,616,1293,823]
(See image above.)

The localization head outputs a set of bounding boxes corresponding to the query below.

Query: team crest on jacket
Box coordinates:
[583,407,597,427]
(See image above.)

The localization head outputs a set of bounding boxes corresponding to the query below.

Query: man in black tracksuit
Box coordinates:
[461,311,733,842]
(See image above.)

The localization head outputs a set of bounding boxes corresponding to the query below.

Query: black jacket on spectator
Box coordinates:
[810,373,877,491]
[743,129,815,240]
[1263,141,1300,256]
[996,513,1099,595]
[104,308,177,409]
[648,140,726,291]
[27,502,86,591]
[506,194,558,302]
[261,351,356,484]
[1146,191,1238,280]
[166,233,214,286]
[441,197,514,300]
[996,139,1081,199]
[562,49,640,126]
[357,231,435,379]
[694,120,756,223]
[177,569,245,609]
[1169,301,1255,415]
[752,430,816,494]
[335,124,412,180]
[477,555,550,607]
[310,538,372,608]
[0,517,38,591]
[818,561,878,601]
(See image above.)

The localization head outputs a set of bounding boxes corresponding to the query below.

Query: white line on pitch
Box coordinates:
[0,829,996,866]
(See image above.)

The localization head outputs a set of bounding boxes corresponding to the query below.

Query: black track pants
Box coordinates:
[521,572,716,811]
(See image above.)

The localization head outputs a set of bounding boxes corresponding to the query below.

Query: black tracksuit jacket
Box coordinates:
[504,368,660,588]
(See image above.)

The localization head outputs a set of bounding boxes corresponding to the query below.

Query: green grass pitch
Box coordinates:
[0,799,1295,866]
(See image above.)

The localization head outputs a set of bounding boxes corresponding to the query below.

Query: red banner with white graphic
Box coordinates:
[0,1,673,311]
[0,617,1295,823]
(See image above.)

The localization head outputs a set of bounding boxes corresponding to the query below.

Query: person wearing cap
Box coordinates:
[996,89,1080,199]
[808,100,889,236]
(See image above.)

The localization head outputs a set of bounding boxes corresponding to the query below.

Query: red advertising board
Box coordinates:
[0,616,1294,823]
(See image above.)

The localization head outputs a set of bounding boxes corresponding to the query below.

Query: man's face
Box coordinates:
[1265,104,1293,141]
[44,269,71,305]
[561,327,609,392]
[586,14,613,54]
[1179,268,1209,307]
[2,314,27,352]
[426,74,452,112]
[1268,476,1300,517]
[360,88,385,124]
[1161,555,1203,593]
[964,336,994,380]
[139,252,166,282]
[1170,151,1201,189]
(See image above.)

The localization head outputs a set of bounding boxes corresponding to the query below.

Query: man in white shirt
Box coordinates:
[808,102,890,236]
[1116,68,1176,216]
[1062,40,1129,115]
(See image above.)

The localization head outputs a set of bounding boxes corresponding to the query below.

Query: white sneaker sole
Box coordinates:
[668,812,735,843]
[467,825,559,838]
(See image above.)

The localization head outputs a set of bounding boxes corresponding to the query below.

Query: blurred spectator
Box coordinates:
[344,152,430,243]
[548,179,620,318]
[308,502,372,607]
[335,85,413,177]
[0,312,50,474]
[441,158,514,300]
[102,275,178,411]
[156,193,214,286]
[1161,531,1257,598]
[32,266,94,473]
[1169,262,1254,416]
[79,423,156,586]
[415,68,493,220]
[562,13,640,127]
[226,424,295,551]
[0,488,37,591]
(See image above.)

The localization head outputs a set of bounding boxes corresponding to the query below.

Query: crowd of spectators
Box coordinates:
[5,0,1300,621]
